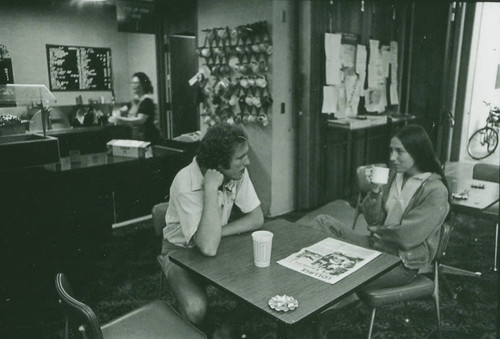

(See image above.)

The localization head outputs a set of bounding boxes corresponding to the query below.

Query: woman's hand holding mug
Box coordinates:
[365,165,389,193]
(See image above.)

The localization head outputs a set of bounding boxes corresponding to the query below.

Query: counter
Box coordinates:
[0,141,193,309]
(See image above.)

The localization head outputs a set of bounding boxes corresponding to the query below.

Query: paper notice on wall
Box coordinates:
[336,86,347,118]
[356,44,367,74]
[325,33,342,59]
[325,33,342,85]
[368,61,385,88]
[345,74,360,117]
[389,84,399,105]
[365,85,386,113]
[390,41,398,64]
[368,40,385,87]
[369,40,380,64]
[326,59,342,85]
[321,86,338,114]
[390,41,399,84]
[381,45,390,78]
[390,63,398,84]
[341,44,356,68]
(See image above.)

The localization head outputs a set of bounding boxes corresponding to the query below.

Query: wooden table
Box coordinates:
[169,219,400,336]
[447,176,499,213]
[445,170,499,273]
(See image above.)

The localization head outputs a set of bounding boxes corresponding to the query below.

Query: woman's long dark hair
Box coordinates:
[393,125,444,177]
[132,72,153,94]
[393,124,451,219]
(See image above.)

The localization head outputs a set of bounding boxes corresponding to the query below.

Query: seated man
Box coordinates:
[161,123,264,335]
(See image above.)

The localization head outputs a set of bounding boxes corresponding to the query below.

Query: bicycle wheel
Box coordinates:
[486,127,498,153]
[467,127,498,159]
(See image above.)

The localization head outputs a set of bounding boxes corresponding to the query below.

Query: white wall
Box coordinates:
[197,0,296,216]
[270,0,296,216]
[127,34,158,99]
[460,2,500,164]
[0,3,156,106]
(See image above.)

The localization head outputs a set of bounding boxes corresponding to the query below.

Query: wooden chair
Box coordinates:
[152,202,169,296]
[472,163,499,271]
[358,222,452,339]
[55,273,206,339]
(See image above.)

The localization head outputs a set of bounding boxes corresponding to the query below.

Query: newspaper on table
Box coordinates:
[277,238,382,285]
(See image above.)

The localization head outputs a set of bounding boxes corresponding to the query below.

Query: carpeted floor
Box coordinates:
[1,212,498,338]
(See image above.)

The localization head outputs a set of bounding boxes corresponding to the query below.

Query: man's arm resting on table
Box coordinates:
[194,183,223,257]
[221,205,264,237]
[195,204,263,257]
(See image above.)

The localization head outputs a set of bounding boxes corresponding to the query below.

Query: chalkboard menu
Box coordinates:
[46,44,112,91]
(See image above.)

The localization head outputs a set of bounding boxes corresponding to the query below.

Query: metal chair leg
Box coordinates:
[494,222,498,272]
[367,307,376,339]
[433,263,442,339]
[158,270,164,297]
[64,315,69,339]
[439,263,481,277]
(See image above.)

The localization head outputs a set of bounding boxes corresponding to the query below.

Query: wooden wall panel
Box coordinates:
[297,0,425,210]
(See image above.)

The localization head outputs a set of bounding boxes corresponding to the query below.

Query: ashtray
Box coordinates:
[268,295,298,312]
[452,192,468,200]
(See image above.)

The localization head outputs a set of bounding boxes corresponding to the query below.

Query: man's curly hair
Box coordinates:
[197,123,247,170]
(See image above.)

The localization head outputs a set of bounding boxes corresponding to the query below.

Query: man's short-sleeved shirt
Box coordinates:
[163,157,261,248]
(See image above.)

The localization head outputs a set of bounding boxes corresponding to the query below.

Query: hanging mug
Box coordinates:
[245,96,254,106]
[258,60,268,73]
[251,43,261,53]
[250,61,259,74]
[229,94,239,107]
[253,97,262,108]
[258,113,269,126]
[201,47,211,58]
[256,76,267,88]
[239,77,249,89]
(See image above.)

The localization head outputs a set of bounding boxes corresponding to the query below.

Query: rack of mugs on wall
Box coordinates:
[195,21,273,127]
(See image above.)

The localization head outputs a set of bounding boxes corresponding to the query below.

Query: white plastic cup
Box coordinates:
[251,230,273,268]
[371,167,390,185]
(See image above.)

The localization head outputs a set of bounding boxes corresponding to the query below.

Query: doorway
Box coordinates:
[453,2,500,165]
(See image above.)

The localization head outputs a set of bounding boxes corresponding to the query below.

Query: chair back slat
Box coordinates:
[435,222,452,261]
[55,273,103,339]
[152,202,169,237]
[473,163,499,183]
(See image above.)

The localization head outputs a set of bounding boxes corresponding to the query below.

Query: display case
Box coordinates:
[0,84,60,169]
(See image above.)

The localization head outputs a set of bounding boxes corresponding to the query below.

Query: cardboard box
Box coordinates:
[106,139,152,158]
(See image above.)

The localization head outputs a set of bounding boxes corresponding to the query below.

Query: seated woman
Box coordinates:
[313,124,450,291]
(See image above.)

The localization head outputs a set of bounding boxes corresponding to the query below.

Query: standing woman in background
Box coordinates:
[109,72,161,143]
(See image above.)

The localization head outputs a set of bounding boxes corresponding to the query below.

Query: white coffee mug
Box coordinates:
[371,166,390,185]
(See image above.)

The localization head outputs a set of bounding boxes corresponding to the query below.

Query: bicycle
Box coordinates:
[467,101,500,160]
